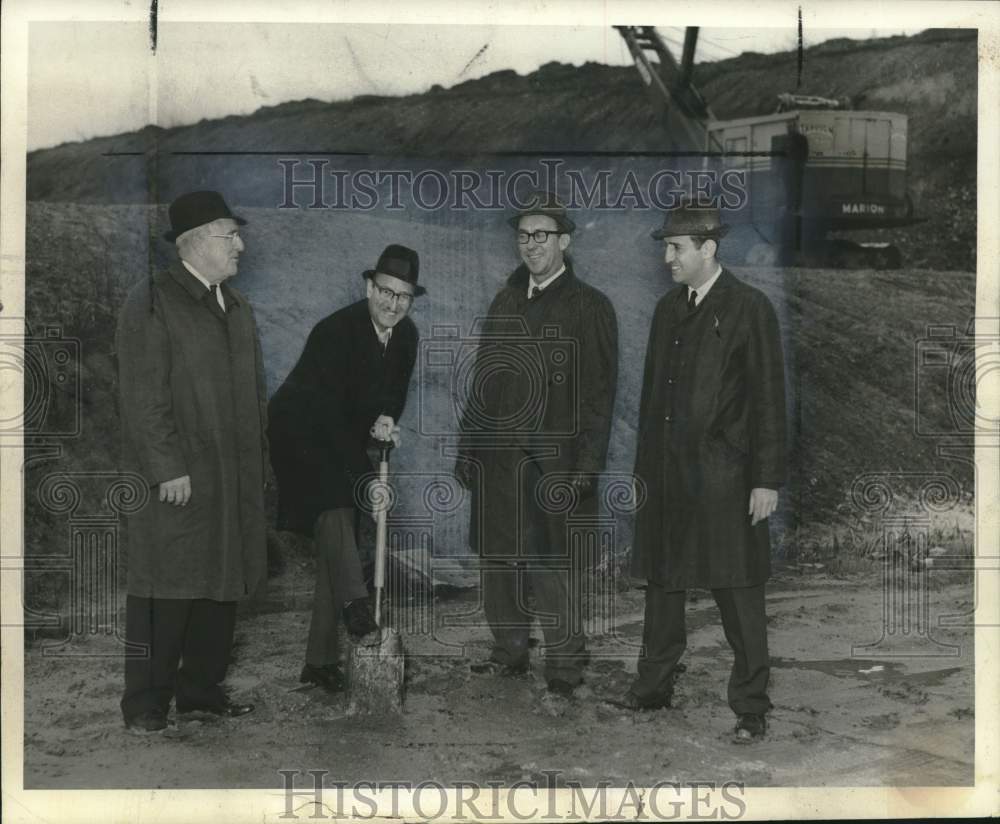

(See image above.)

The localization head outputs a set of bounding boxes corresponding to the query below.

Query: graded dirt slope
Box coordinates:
[25,29,977,270]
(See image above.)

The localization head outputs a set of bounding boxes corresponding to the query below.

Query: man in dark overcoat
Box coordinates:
[267,245,421,693]
[117,190,267,733]
[614,204,786,740]
[454,192,619,697]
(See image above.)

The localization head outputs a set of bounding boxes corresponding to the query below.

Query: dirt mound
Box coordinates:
[25,29,977,270]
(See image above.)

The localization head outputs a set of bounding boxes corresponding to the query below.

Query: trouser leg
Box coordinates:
[306,508,369,667]
[481,560,531,667]
[121,595,189,721]
[175,599,237,711]
[632,582,687,700]
[529,561,587,684]
[712,583,771,716]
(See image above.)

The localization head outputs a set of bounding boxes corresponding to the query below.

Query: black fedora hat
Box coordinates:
[651,203,729,240]
[506,190,576,234]
[164,190,247,242]
[363,244,426,297]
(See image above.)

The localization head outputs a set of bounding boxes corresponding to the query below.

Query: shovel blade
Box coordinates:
[346,628,405,715]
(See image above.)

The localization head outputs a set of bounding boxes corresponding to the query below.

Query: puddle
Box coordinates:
[770,657,964,687]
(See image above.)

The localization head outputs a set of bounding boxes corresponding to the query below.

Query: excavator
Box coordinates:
[615,26,922,269]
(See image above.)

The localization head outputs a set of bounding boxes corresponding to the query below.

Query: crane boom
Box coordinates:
[614,25,715,151]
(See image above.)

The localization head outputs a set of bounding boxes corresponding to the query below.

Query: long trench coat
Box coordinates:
[458,262,618,561]
[267,299,419,536]
[630,269,787,590]
[116,262,268,601]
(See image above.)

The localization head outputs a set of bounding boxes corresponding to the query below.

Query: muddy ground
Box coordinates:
[23,563,974,790]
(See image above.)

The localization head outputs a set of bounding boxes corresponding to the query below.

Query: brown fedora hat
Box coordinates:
[362,244,426,297]
[507,190,576,234]
[164,190,246,242]
[651,204,729,240]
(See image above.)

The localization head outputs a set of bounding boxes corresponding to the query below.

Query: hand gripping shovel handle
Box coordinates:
[373,440,393,627]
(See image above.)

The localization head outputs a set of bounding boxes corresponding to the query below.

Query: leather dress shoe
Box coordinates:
[733,713,766,742]
[300,663,346,693]
[177,698,255,718]
[124,708,170,734]
[470,658,529,676]
[343,597,378,640]
[604,690,671,711]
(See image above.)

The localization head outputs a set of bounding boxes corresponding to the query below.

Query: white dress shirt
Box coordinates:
[528,265,566,298]
[182,260,226,312]
[372,320,392,349]
[688,264,723,307]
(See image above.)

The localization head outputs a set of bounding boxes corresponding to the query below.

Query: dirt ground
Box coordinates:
[22,563,974,790]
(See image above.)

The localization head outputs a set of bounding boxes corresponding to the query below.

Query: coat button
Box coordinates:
[674,338,681,345]
[667,378,674,385]
[665,415,672,422]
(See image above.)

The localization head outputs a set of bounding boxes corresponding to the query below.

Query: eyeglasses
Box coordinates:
[517,229,563,245]
[208,232,242,243]
[372,283,414,307]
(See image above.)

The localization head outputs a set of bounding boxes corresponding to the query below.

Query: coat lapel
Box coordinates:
[698,268,736,331]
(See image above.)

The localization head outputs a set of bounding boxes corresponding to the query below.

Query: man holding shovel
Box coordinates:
[268,245,423,693]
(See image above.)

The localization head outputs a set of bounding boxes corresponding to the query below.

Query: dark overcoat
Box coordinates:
[458,262,619,560]
[630,269,787,589]
[267,299,418,536]
[116,262,269,601]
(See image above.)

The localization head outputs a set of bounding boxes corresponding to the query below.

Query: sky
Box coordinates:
[27,21,929,151]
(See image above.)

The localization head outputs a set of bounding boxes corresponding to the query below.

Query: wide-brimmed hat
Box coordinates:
[506,190,576,234]
[363,244,426,297]
[164,190,246,242]
[651,204,729,240]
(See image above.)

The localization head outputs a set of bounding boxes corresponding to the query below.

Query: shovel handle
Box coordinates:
[372,443,392,626]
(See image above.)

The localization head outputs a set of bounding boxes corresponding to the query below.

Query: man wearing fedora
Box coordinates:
[613,204,787,741]
[116,190,267,733]
[267,244,422,693]
[454,192,618,698]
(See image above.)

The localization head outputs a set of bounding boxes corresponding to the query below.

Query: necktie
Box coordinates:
[687,289,698,312]
[207,284,226,318]
[530,286,543,300]
[210,284,226,313]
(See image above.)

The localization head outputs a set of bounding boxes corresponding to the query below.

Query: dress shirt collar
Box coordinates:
[528,265,566,298]
[372,319,393,348]
[182,260,226,311]
[688,264,723,307]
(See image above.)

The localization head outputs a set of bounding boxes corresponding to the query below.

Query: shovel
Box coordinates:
[346,438,405,715]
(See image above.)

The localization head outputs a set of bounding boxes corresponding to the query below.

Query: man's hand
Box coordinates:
[370,414,399,445]
[159,475,192,506]
[748,488,778,525]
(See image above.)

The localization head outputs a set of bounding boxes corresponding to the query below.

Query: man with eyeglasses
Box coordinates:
[454,191,618,698]
[267,244,423,694]
[116,190,268,733]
